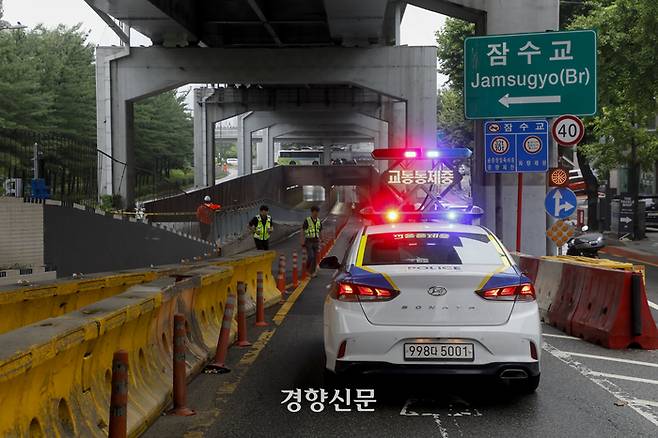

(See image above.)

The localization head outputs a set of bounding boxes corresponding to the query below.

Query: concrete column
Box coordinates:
[95,47,129,199]
[111,99,135,205]
[193,90,205,187]
[237,113,249,176]
[193,88,215,187]
[255,128,268,171]
[322,141,332,165]
[485,0,559,256]
[97,46,436,206]
[379,98,406,149]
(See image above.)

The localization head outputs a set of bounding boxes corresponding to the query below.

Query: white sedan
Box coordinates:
[321,221,541,392]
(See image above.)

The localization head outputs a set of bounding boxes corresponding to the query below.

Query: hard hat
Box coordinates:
[204,195,211,202]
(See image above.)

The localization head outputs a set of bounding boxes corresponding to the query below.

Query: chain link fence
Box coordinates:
[0,128,97,204]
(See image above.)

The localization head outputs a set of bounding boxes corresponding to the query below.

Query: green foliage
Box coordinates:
[217,142,237,160]
[435,18,475,149]
[436,18,475,91]
[0,23,194,201]
[0,25,95,141]
[437,89,473,149]
[100,194,122,211]
[134,91,193,172]
[571,0,658,174]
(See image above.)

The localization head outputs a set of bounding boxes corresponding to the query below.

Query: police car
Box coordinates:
[320,215,541,392]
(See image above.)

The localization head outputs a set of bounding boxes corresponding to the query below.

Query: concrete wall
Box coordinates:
[145,165,378,214]
[43,205,213,277]
[0,198,44,268]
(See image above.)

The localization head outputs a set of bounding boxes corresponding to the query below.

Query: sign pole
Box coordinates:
[547,118,558,256]
[516,173,523,252]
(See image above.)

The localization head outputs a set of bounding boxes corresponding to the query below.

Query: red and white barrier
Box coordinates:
[515,254,658,349]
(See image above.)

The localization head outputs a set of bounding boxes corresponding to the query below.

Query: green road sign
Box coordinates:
[464,30,597,119]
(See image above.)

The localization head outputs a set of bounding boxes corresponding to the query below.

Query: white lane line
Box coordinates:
[588,372,658,385]
[631,399,658,408]
[543,342,658,427]
[562,351,658,369]
[648,300,658,311]
[542,333,582,341]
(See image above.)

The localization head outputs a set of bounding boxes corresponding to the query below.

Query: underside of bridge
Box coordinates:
[90,0,558,256]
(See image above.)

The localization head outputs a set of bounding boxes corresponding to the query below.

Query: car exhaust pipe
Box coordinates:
[499,368,528,380]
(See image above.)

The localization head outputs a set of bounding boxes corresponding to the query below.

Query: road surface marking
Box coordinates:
[543,342,658,427]
[542,333,581,341]
[562,351,658,368]
[587,372,658,385]
[273,278,311,325]
[630,399,658,408]
[648,300,658,310]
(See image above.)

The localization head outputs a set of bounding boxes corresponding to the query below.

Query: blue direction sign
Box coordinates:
[484,119,548,173]
[545,187,577,219]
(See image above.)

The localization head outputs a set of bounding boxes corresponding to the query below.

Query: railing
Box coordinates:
[153,199,308,244]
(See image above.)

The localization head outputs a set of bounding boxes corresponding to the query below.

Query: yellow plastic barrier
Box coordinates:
[0,267,178,335]
[213,250,281,308]
[0,251,280,437]
[543,255,645,282]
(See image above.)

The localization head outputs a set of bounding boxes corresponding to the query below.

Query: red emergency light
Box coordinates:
[371,148,421,160]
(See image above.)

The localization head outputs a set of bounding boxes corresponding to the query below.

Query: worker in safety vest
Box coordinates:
[196,195,221,241]
[301,205,322,277]
[249,205,273,250]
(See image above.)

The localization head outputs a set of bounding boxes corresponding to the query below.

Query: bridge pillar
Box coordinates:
[95,46,435,207]
[242,111,387,172]
[255,128,268,171]
[270,123,384,162]
[193,88,214,187]
[486,1,558,256]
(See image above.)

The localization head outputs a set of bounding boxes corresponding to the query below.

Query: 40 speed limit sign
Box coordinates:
[552,115,584,147]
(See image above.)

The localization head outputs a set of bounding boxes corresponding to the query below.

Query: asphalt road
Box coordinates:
[146,219,658,438]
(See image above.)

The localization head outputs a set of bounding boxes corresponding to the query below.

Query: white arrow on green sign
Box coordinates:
[464,30,597,119]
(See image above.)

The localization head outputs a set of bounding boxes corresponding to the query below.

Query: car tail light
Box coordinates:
[337,340,347,359]
[530,341,538,360]
[475,283,536,301]
[333,282,399,302]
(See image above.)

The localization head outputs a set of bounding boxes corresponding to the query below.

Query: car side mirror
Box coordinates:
[319,256,341,270]
[581,225,589,232]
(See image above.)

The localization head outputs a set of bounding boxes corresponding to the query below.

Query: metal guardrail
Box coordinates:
[153,199,309,245]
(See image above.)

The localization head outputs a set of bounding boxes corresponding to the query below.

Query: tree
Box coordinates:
[435,18,475,150]
[436,18,474,91]
[571,0,658,237]
[0,25,95,139]
[437,89,473,149]
[0,30,53,130]
[134,91,193,175]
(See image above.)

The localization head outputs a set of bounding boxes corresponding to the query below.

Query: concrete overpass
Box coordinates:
[90,0,559,256]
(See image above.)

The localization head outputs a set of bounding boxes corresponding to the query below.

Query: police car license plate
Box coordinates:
[404,343,474,361]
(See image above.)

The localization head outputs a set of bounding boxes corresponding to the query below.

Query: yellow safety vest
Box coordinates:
[304,217,321,239]
[254,215,271,240]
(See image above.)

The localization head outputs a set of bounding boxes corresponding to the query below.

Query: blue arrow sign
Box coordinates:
[545,187,577,219]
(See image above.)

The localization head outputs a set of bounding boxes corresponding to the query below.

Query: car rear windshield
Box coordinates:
[361,232,504,266]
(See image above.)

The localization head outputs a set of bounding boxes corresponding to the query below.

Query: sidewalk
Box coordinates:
[601,232,658,266]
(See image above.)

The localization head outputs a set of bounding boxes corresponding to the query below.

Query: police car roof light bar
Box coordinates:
[371,148,472,161]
